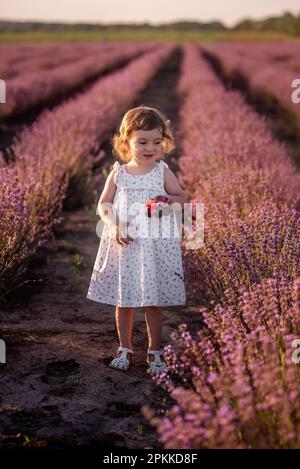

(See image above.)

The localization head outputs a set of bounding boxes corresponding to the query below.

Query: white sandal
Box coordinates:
[109,346,133,371]
[146,349,167,375]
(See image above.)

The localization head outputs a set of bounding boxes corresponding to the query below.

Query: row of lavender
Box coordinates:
[0,42,115,79]
[203,40,300,73]
[143,44,300,448]
[0,43,175,302]
[0,42,157,119]
[201,41,300,123]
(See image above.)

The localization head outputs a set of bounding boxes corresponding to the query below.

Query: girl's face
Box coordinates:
[124,128,163,164]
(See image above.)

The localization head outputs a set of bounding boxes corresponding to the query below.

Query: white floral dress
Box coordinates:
[86,159,186,307]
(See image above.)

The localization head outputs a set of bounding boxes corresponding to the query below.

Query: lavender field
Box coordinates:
[0,40,300,449]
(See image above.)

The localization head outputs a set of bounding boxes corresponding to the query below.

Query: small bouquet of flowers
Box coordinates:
[145,195,170,218]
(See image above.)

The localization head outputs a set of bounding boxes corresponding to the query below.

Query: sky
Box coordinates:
[1,0,300,28]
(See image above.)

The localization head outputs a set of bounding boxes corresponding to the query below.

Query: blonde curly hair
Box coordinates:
[112,105,176,162]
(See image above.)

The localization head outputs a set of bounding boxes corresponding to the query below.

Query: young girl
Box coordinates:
[86,105,188,375]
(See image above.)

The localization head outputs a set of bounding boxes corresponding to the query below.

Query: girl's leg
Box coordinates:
[144,307,163,359]
[115,306,134,360]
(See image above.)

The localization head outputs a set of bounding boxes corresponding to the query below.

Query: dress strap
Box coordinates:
[112,161,121,184]
[159,160,168,179]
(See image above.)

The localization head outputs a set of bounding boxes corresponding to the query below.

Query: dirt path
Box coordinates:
[0,46,202,449]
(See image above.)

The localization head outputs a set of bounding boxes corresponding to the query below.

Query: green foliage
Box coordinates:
[1,12,299,42]
[71,253,86,269]
[234,11,300,36]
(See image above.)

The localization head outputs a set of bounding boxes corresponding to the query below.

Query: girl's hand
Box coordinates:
[154,195,173,204]
[112,221,134,246]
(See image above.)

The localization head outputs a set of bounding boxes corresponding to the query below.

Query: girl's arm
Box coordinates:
[98,166,133,245]
[98,167,119,228]
[163,167,189,208]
